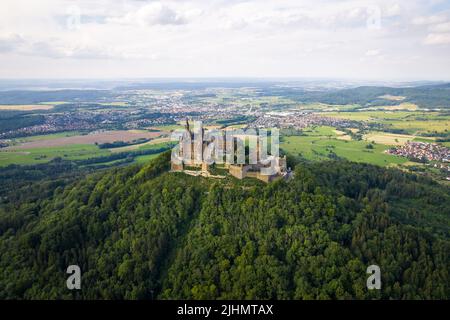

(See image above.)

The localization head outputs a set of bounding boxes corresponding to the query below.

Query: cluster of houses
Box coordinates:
[387,141,450,163]
[248,112,356,129]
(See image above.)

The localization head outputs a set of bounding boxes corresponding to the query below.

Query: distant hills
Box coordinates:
[0,89,112,105]
[261,82,450,109]
[0,81,448,108]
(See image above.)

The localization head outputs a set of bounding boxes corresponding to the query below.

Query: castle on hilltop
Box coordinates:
[171,120,288,183]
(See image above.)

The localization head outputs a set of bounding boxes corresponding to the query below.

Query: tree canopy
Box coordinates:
[0,152,448,299]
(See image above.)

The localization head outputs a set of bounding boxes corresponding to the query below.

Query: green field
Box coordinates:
[0,140,173,167]
[150,124,183,131]
[130,141,173,164]
[281,126,408,167]
[136,141,172,151]
[12,131,83,144]
[0,144,110,166]
[293,103,361,112]
[134,153,160,163]
[324,111,449,134]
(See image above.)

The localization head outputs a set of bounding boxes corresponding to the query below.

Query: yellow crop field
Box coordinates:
[363,132,423,145]
[0,104,54,110]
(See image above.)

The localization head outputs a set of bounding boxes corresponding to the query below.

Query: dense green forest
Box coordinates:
[0,110,45,133]
[0,152,448,299]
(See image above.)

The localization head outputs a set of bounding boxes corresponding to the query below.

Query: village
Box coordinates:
[248,112,357,130]
[387,141,450,163]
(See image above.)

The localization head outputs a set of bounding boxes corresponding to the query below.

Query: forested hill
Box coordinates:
[264,82,450,108]
[0,152,448,299]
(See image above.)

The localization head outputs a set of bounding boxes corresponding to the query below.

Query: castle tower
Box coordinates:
[185,118,190,133]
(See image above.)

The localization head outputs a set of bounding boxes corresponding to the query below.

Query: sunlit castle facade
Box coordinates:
[171,119,288,183]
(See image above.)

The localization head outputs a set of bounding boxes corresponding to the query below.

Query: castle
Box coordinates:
[171,120,288,183]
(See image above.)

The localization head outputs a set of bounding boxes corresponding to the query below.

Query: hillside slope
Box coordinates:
[0,152,448,299]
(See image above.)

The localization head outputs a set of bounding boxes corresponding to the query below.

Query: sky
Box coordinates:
[0,0,450,80]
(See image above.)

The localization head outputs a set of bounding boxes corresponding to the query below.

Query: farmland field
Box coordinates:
[6,130,162,149]
[0,104,54,110]
[358,102,418,111]
[281,126,408,167]
[12,131,83,143]
[0,139,173,167]
[0,144,110,166]
[0,129,170,166]
[324,111,449,134]
[362,132,434,145]
[385,120,449,134]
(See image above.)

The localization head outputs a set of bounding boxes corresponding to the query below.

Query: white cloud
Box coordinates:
[0,34,25,52]
[0,32,150,60]
[424,33,450,45]
[412,15,448,25]
[365,49,380,56]
[108,2,193,26]
[0,0,449,80]
[429,21,450,33]
[385,4,402,17]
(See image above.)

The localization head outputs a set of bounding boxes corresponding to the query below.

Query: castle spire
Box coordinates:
[185,117,190,132]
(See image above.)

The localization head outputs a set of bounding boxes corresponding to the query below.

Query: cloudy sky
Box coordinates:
[0,0,449,80]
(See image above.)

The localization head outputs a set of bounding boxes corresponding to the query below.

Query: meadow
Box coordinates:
[281,126,408,167]
[0,131,172,167]
[12,131,83,143]
[362,132,434,145]
[324,111,449,134]
[0,144,110,166]
[148,124,183,131]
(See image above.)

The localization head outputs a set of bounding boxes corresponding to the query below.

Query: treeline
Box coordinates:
[0,152,448,299]
[97,138,150,149]
[0,158,92,205]
[0,112,45,134]
[0,145,172,205]
[216,116,256,126]
[74,145,172,165]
